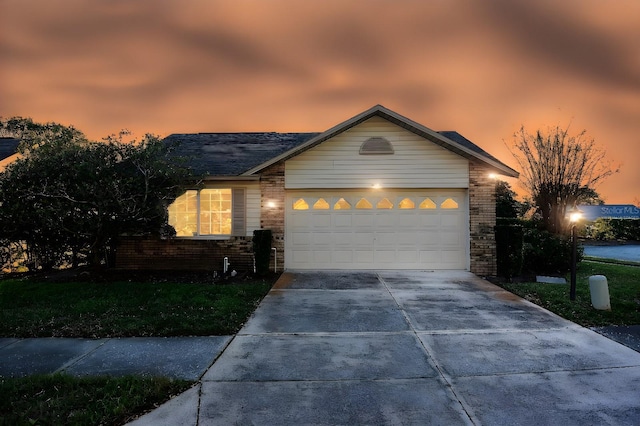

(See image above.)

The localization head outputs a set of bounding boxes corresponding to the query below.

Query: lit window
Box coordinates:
[293,198,309,210]
[441,198,459,209]
[168,189,232,236]
[356,198,373,209]
[399,198,415,209]
[313,198,330,209]
[377,198,393,209]
[419,198,436,209]
[334,198,351,210]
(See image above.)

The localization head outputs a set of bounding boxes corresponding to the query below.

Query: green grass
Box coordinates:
[0,272,276,424]
[500,261,640,327]
[0,276,274,338]
[584,256,640,267]
[0,374,192,426]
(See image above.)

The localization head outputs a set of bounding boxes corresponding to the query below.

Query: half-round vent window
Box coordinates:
[359,137,394,155]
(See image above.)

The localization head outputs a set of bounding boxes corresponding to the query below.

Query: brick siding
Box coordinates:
[259,161,286,271]
[468,162,497,276]
[115,236,254,272]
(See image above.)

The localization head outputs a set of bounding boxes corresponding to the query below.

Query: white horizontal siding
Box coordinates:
[285,116,469,189]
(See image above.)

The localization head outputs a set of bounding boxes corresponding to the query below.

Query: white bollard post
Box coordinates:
[589,275,611,311]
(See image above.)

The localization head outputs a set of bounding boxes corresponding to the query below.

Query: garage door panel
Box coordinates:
[286,190,468,270]
[354,232,374,245]
[313,250,332,263]
[334,215,352,227]
[376,232,399,246]
[395,232,419,245]
[353,214,374,227]
[399,215,421,227]
[312,214,332,227]
[375,215,397,227]
[442,250,462,264]
[420,215,440,226]
[292,232,311,245]
[420,250,442,263]
[440,231,460,245]
[374,250,396,263]
[333,250,353,263]
[292,215,309,227]
[292,250,311,263]
[441,214,463,227]
[334,232,356,245]
[397,250,419,262]
[353,250,374,263]
[312,233,333,245]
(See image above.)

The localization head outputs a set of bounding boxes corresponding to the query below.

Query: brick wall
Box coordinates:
[468,162,497,276]
[115,236,254,272]
[259,161,285,271]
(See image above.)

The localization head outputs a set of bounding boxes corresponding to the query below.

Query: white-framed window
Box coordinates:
[168,188,245,237]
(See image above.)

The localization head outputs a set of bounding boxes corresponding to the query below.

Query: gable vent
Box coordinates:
[359,137,394,155]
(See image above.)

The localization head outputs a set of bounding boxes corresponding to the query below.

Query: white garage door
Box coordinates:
[285,189,468,270]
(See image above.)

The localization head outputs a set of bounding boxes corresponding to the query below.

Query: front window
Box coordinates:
[168,189,232,236]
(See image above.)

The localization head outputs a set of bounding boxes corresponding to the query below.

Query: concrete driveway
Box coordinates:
[130,270,640,425]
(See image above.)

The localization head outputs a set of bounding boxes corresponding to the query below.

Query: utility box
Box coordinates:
[589,275,611,311]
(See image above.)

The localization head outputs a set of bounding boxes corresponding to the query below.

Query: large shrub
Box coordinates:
[495,221,524,280]
[584,218,640,241]
[0,127,191,270]
[521,223,583,275]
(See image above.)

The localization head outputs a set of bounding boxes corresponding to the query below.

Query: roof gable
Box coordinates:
[243,105,518,178]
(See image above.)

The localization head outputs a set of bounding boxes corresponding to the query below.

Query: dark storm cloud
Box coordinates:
[476,0,640,92]
[1,0,638,202]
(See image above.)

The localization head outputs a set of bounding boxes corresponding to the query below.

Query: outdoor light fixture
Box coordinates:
[266,201,276,209]
[372,183,381,189]
[568,206,583,301]
[488,173,498,180]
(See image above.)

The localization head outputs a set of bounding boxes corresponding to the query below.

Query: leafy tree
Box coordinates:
[496,181,518,218]
[509,124,618,234]
[0,116,87,154]
[0,120,192,270]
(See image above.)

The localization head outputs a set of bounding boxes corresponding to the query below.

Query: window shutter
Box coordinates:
[232,188,246,236]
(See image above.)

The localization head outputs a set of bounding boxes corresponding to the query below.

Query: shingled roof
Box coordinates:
[0,138,20,162]
[164,132,319,176]
[437,131,506,166]
[164,105,519,178]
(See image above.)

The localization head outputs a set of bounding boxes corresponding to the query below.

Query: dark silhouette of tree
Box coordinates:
[0,119,192,269]
[509,124,618,234]
[496,180,521,218]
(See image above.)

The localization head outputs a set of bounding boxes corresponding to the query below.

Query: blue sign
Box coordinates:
[578,204,640,221]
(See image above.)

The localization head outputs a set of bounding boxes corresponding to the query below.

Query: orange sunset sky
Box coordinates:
[1,0,638,203]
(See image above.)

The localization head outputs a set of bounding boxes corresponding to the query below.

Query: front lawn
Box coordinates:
[499,261,640,327]
[0,272,274,338]
[0,270,277,425]
[0,374,192,426]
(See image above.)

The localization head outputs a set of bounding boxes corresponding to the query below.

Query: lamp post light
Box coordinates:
[568,206,583,301]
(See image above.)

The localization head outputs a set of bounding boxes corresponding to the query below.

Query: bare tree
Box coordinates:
[509,124,618,234]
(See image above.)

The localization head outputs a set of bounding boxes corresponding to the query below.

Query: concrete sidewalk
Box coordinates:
[128,271,640,425]
[0,336,231,380]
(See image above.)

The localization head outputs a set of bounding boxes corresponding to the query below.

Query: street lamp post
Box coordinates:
[568,207,583,301]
